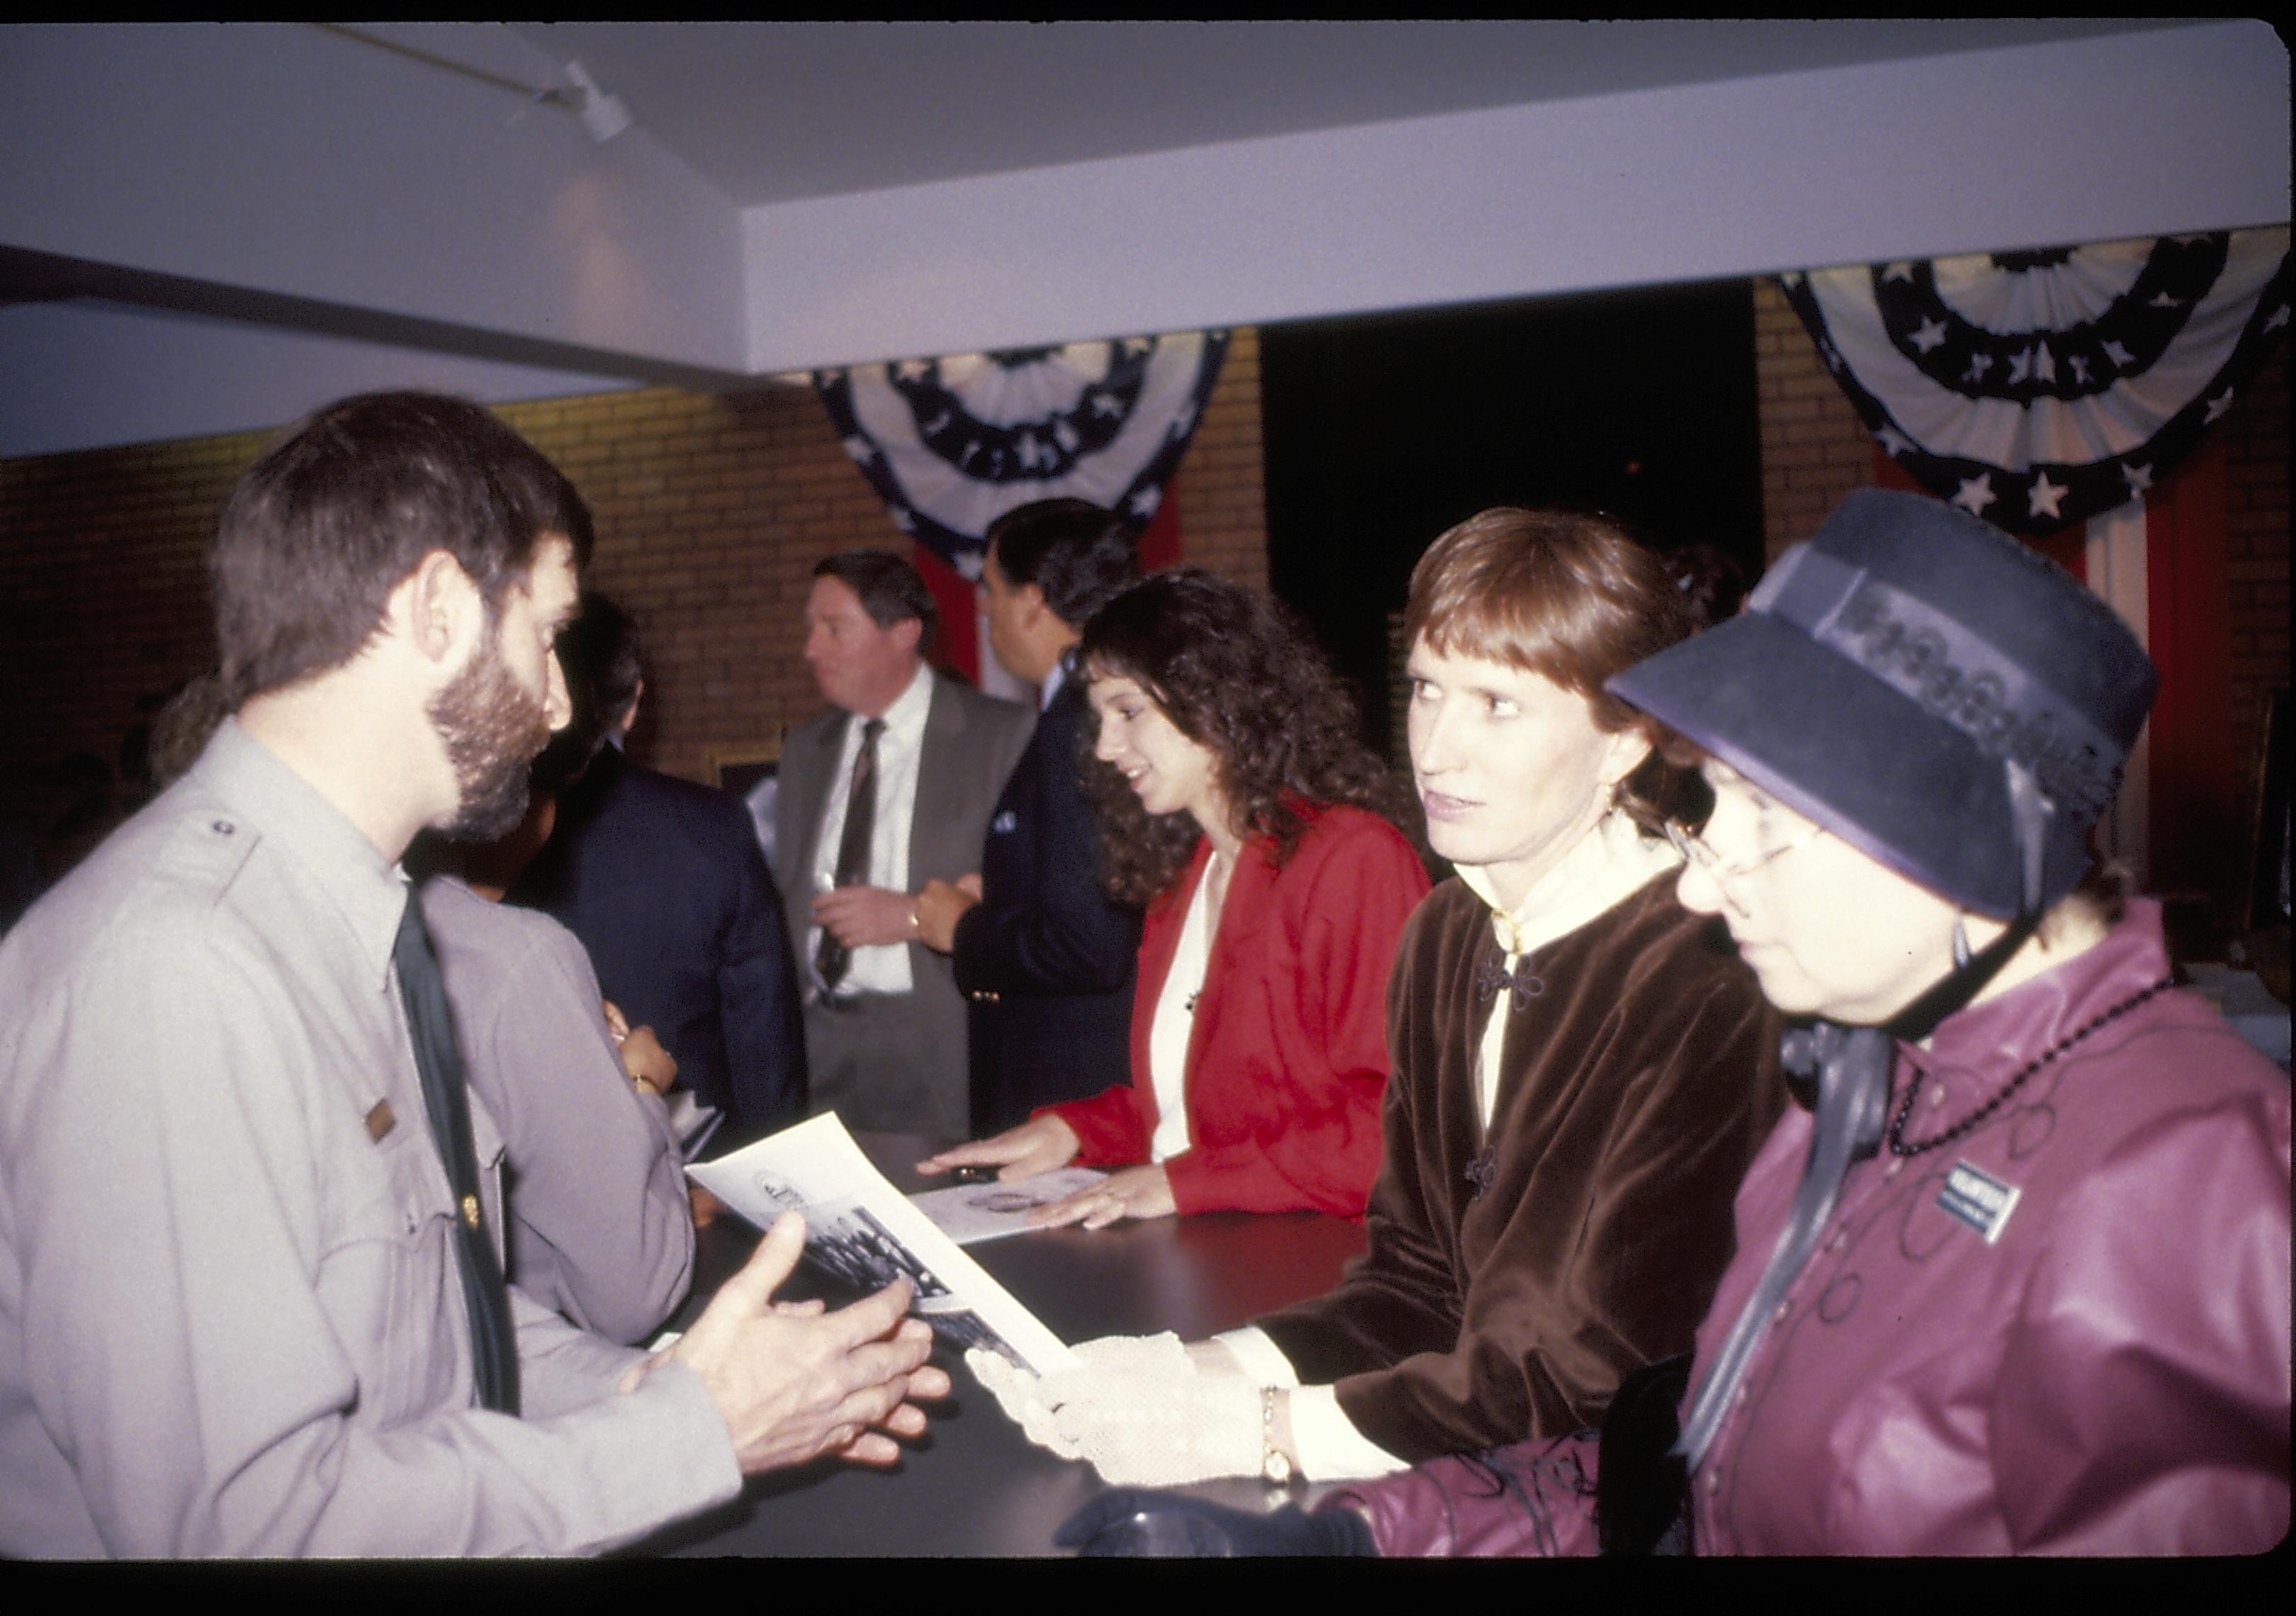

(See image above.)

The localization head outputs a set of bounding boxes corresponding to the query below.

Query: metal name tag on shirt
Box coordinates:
[1937,1160,2022,1244]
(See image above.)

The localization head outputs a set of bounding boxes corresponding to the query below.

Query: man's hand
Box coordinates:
[811,885,920,949]
[1027,1163,1178,1230]
[913,875,981,953]
[916,1113,1081,1182]
[648,1212,950,1472]
[604,999,677,1096]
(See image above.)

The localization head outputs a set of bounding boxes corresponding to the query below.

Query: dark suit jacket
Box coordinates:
[773,670,1032,1138]
[950,673,1140,1135]
[510,746,806,1148]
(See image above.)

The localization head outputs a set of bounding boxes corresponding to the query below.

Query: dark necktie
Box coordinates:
[393,890,519,1415]
[815,716,885,994]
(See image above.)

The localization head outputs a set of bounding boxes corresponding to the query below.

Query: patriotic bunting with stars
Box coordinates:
[1779,230,2290,537]
[814,332,1229,580]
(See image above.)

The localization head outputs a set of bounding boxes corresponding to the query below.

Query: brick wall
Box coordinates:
[495,383,893,790]
[2,426,262,855]
[2224,341,2290,813]
[0,305,2278,904]
[1171,327,1269,592]
[1752,275,1874,561]
[0,330,1270,851]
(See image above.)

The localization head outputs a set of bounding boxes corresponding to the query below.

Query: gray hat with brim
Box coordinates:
[1606,488,2158,919]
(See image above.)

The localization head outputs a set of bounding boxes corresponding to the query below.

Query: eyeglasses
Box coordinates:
[1664,817,1823,887]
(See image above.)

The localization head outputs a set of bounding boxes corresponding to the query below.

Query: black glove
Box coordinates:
[1055,1488,1377,1557]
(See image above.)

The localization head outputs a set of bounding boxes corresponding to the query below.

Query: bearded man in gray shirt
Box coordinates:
[0,392,946,1557]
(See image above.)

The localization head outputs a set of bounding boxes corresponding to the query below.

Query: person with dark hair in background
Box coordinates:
[913,500,1144,1135]
[969,512,1779,1493]
[0,391,944,1556]
[921,568,1429,1230]
[774,549,1034,1141]
[511,591,806,1148]
[1065,489,2287,1558]
[1662,541,1750,629]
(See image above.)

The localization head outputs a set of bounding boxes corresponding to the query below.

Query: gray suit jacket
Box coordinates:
[773,670,1033,1139]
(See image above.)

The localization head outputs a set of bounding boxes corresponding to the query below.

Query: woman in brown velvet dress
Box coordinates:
[972,510,1784,1488]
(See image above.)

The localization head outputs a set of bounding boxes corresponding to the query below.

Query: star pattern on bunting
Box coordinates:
[1777,230,2290,537]
[813,332,1230,575]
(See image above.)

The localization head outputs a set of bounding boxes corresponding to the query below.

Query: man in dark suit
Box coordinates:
[914,503,1143,1135]
[774,551,1033,1142]
[512,594,805,1149]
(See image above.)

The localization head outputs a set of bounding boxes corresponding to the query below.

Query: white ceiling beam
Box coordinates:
[740,21,2289,371]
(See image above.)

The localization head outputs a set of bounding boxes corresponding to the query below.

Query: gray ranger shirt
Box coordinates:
[420,873,694,1347]
[0,719,738,1556]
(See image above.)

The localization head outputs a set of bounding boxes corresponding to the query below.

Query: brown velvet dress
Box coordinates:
[1255,872,1784,1463]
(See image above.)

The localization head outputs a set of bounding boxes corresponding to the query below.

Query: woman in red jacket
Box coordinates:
[921,570,1429,1223]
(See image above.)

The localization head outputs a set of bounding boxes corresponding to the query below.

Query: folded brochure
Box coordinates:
[686,1113,1078,1374]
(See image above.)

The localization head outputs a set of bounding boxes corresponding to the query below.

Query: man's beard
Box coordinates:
[428,632,552,843]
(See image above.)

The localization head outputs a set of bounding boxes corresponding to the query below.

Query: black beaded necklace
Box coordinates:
[1886,974,2176,1158]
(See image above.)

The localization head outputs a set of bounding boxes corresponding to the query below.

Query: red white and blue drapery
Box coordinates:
[1780,229,2291,897]
[815,332,1229,683]
[1779,230,2287,538]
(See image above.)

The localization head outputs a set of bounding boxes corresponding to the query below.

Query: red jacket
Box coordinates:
[1047,804,1429,1216]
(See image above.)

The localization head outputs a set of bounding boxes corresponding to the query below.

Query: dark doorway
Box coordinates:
[1260,279,1764,763]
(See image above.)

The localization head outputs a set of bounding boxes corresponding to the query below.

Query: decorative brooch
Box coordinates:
[1475,952,1546,1014]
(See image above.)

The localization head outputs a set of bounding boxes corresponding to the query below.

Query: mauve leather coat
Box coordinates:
[1332,901,2291,1555]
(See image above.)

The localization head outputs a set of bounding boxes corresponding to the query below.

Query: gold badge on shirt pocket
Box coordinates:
[1937,1160,2021,1245]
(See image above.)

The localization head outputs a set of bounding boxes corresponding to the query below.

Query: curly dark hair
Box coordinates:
[1075,569,1411,906]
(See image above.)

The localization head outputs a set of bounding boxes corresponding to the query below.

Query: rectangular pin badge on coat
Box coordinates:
[1938,1160,2021,1244]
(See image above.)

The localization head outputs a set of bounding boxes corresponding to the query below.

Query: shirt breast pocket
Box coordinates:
[314,1121,466,1428]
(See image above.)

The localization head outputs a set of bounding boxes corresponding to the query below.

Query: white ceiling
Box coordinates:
[500,21,2185,208]
[1,19,2282,459]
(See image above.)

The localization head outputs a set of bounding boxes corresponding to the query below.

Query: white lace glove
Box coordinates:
[967,1332,1195,1453]
[1069,1331,1196,1377]
[967,1333,1264,1483]
[965,1349,1084,1459]
[1051,1366,1260,1484]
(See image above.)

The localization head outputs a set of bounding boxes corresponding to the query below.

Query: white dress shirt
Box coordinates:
[1145,855,1217,1163]
[809,661,933,996]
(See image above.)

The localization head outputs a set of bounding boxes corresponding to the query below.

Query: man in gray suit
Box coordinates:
[775,550,1033,1142]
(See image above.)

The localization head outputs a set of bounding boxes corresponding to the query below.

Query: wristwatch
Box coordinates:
[1261,1386,1293,1486]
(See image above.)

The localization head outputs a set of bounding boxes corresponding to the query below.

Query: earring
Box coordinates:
[1951,916,1973,970]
